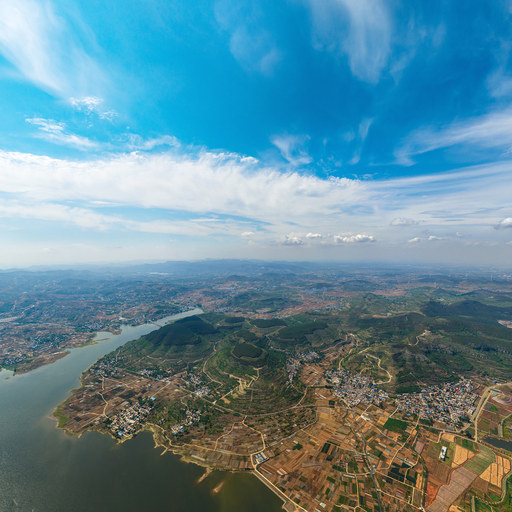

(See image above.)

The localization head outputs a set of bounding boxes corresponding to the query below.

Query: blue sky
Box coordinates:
[0,0,511,267]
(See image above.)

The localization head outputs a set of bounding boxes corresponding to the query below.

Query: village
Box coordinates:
[108,400,154,438]
[325,368,390,407]
[395,380,478,430]
[287,351,320,382]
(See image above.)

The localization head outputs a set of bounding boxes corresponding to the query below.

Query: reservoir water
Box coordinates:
[483,437,512,452]
[0,310,283,512]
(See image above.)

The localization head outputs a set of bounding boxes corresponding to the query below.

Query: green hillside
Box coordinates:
[145,315,217,347]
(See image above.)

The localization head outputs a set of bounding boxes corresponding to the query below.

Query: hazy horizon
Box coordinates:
[1,257,510,275]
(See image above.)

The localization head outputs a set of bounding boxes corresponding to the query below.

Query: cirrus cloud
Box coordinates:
[26,118,98,150]
[303,0,391,83]
[391,217,418,226]
[0,0,106,97]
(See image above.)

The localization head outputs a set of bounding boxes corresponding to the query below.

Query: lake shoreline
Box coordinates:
[50,307,289,510]
[0,306,283,511]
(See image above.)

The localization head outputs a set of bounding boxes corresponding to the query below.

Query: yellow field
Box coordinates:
[480,455,511,488]
[376,413,389,426]
[416,471,423,491]
[452,444,474,467]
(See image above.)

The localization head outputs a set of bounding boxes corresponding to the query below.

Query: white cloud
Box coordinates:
[271,134,312,166]
[497,217,512,229]
[121,134,180,151]
[70,96,102,111]
[0,147,510,259]
[26,118,98,150]
[0,0,105,97]
[0,149,363,226]
[334,233,374,243]
[396,108,512,165]
[304,0,391,83]
[70,96,117,120]
[283,235,304,245]
[407,235,445,242]
[241,231,255,237]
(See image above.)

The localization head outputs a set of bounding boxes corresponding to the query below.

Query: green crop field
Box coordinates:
[464,446,495,474]
[384,418,408,433]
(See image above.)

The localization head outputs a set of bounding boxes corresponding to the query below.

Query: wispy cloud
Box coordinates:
[304,0,391,83]
[271,134,312,166]
[0,0,105,97]
[346,117,373,164]
[391,217,418,226]
[215,0,282,75]
[122,134,180,151]
[26,117,98,150]
[0,200,260,237]
[396,108,512,165]
[487,67,512,99]
[0,201,119,231]
[228,26,281,75]
[70,96,116,120]
[26,118,180,152]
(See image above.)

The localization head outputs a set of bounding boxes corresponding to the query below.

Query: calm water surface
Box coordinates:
[484,436,512,452]
[0,310,283,512]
